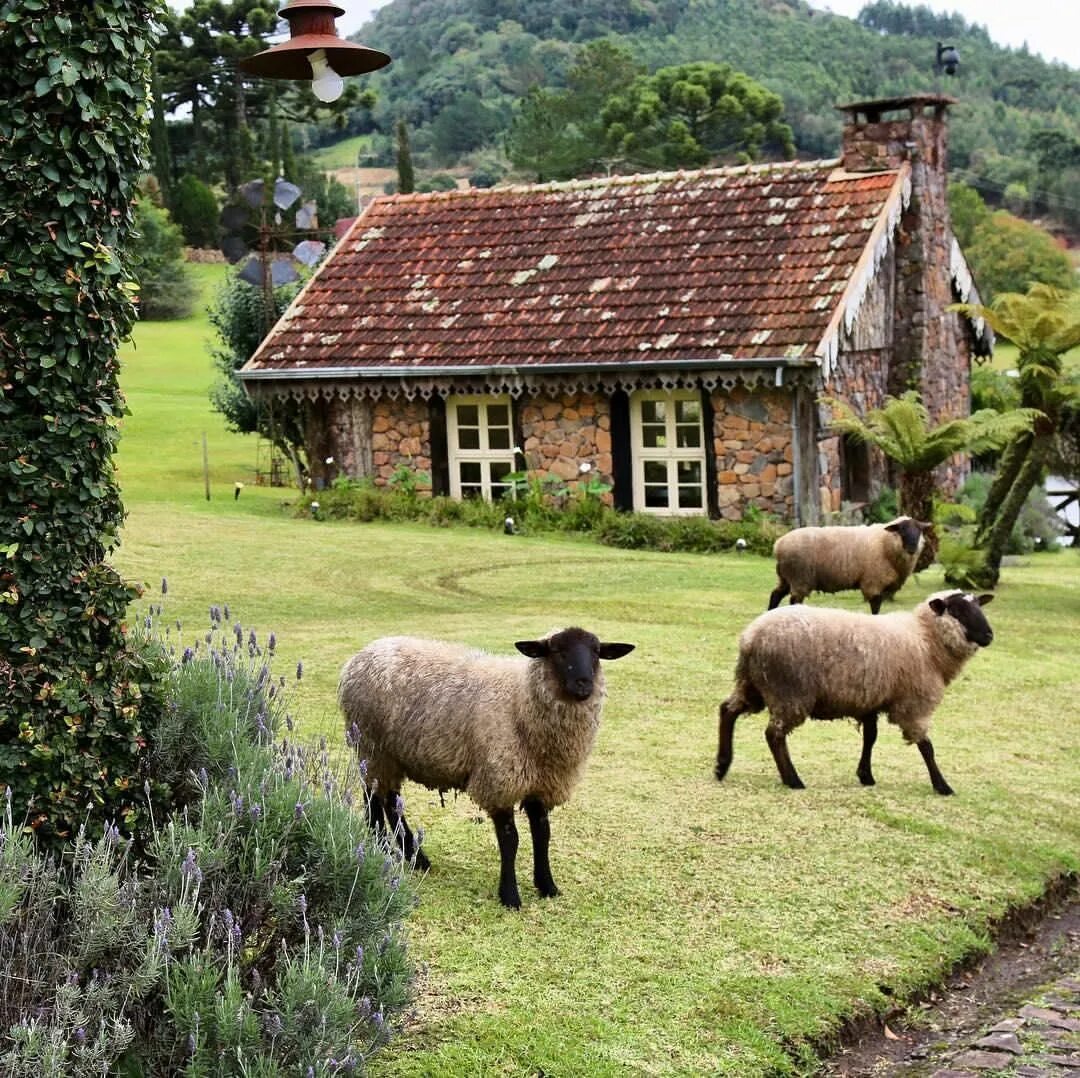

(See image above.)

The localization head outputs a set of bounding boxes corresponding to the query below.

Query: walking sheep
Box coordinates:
[769,517,931,613]
[339,627,635,909]
[716,591,994,794]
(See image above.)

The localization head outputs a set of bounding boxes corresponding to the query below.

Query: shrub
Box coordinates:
[958,472,1064,554]
[0,607,415,1075]
[170,174,220,249]
[133,195,197,320]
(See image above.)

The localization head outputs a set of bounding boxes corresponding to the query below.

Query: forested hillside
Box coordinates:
[337,0,1080,229]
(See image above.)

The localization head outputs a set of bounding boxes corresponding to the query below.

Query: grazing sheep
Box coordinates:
[715,591,994,794]
[339,627,635,908]
[768,517,931,614]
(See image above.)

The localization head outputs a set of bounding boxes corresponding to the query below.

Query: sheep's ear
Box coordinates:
[884,521,903,533]
[928,598,948,616]
[598,642,635,660]
[976,594,994,607]
[917,520,933,532]
[515,640,550,659]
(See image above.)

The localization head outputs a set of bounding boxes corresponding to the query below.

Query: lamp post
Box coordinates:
[239,0,391,102]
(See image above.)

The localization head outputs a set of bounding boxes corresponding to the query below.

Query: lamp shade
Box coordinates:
[239,0,390,82]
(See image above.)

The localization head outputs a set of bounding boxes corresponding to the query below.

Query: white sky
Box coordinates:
[813,0,1079,68]
[173,1,1080,71]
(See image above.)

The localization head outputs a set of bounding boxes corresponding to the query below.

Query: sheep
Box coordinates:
[715,591,994,795]
[768,516,932,614]
[339,627,635,909]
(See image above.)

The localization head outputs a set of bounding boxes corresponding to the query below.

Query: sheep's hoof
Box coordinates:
[499,890,522,910]
[536,881,560,899]
[934,783,954,796]
[412,850,431,871]
[783,777,806,790]
[857,770,875,786]
[714,758,732,782]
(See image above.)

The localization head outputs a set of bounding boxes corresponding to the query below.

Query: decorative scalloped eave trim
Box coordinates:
[813,163,912,378]
[950,237,993,351]
[243,366,815,405]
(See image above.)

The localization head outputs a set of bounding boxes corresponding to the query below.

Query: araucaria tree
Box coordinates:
[601,61,795,170]
[0,0,166,845]
[823,391,1037,570]
[953,285,1080,587]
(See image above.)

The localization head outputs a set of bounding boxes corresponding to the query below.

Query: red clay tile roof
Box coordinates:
[245,160,906,376]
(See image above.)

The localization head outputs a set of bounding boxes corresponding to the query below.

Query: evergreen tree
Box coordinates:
[397,118,415,194]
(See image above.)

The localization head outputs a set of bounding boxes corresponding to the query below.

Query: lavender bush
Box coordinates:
[0,604,415,1076]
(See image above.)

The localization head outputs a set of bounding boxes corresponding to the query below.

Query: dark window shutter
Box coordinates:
[701,388,719,518]
[610,390,633,512]
[428,396,449,497]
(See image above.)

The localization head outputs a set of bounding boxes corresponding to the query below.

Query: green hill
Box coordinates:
[335,0,1080,229]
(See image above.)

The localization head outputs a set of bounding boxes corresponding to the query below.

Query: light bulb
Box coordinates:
[308,49,344,103]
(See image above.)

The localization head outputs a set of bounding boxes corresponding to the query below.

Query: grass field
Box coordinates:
[113,270,1080,1075]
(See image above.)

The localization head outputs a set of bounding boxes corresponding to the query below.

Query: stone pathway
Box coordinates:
[825,890,1080,1076]
[924,973,1080,1077]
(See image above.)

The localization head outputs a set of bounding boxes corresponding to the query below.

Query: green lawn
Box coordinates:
[113,279,1080,1076]
[310,133,375,170]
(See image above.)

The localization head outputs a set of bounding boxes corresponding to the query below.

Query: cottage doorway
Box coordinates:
[446,394,516,500]
[629,390,707,514]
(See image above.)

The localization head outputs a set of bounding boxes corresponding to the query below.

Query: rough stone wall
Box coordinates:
[711,387,795,520]
[518,393,612,483]
[370,399,433,489]
[840,99,973,500]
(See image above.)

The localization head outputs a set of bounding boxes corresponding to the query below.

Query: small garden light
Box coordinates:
[239,1,391,101]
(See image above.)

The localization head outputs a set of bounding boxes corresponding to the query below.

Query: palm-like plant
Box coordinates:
[822,391,1038,570]
[952,284,1080,586]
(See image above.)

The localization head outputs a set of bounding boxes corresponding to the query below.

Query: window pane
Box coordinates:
[489,460,512,482]
[460,461,482,484]
[642,426,667,449]
[641,399,666,424]
[457,404,478,427]
[643,461,668,484]
[678,486,703,509]
[644,485,669,508]
[486,404,509,427]
[676,399,701,423]
[677,460,701,485]
[675,425,701,448]
[458,427,480,450]
[461,485,483,500]
[488,427,511,450]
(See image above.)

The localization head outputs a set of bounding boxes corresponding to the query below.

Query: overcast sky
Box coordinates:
[172,0,1078,70]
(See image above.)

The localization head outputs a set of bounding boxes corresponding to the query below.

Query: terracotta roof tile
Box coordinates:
[245,161,903,374]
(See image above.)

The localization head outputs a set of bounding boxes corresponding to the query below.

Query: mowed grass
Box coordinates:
[113,282,1080,1076]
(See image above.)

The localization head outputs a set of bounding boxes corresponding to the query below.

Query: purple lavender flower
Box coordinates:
[182,647,194,665]
[332,930,343,950]
[267,632,276,652]
[294,801,306,820]
[161,577,168,595]
[180,848,202,885]
[249,803,262,822]
[355,945,364,967]
[74,1027,86,1044]
[297,894,307,916]
[296,660,303,681]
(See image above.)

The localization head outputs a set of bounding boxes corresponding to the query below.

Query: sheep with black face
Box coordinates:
[769,516,931,614]
[716,591,994,794]
[339,627,634,908]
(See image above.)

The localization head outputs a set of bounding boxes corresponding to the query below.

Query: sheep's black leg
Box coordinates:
[857,713,878,786]
[765,724,805,789]
[916,739,954,796]
[869,595,883,615]
[715,699,741,781]
[384,789,431,870]
[367,791,386,833]
[491,809,521,909]
[523,798,559,898]
[768,580,790,610]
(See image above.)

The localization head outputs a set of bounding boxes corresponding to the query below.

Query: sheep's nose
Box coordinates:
[570,678,593,699]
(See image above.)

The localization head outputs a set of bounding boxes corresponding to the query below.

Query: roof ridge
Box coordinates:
[381,157,846,204]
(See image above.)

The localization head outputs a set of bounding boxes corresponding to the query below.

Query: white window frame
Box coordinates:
[630,389,708,516]
[447,394,516,502]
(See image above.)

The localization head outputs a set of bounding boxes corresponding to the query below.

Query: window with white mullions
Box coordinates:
[447,395,516,501]
[631,391,707,514]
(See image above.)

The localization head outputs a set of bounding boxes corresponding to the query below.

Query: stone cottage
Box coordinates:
[240,93,990,523]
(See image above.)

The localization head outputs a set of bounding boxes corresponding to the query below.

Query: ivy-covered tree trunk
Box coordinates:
[0,0,165,846]
[975,429,1033,544]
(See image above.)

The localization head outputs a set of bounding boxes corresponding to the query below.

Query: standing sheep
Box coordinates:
[715,591,994,794]
[339,627,634,909]
[769,517,931,613]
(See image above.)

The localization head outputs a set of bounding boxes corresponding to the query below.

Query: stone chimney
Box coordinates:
[836,94,965,414]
